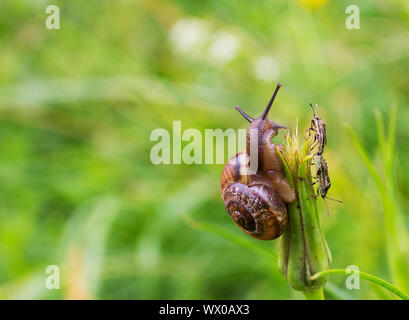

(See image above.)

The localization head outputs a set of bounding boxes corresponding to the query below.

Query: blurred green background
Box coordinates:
[0,0,408,299]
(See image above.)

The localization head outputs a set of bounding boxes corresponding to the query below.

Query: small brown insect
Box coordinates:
[308,106,342,214]
[314,155,330,198]
[312,154,342,215]
[308,103,327,155]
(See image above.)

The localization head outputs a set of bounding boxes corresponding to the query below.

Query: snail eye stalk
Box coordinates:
[261,82,282,120]
[235,105,254,123]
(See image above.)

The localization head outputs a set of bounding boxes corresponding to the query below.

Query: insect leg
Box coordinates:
[323,197,330,216]
[311,141,319,150]
[325,196,343,203]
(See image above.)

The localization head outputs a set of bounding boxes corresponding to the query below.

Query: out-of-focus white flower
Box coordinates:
[169,18,209,55]
[207,31,240,65]
[253,56,280,82]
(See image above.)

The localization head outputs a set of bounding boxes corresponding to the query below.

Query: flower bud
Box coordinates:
[277,131,332,292]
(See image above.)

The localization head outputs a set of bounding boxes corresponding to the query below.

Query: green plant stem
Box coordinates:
[311,269,409,300]
[302,288,325,300]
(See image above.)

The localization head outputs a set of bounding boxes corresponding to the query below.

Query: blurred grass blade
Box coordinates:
[369,282,394,300]
[60,196,122,299]
[386,104,397,175]
[324,281,356,300]
[345,112,409,292]
[374,109,387,165]
[344,124,384,192]
[182,215,275,259]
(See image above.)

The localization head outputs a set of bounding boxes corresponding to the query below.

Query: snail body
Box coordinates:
[220,83,295,240]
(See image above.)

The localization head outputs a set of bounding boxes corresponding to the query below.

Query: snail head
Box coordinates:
[234,82,286,137]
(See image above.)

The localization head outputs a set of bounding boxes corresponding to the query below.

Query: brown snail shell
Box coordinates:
[220,152,287,240]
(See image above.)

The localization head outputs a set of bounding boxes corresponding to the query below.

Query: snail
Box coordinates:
[220,83,295,240]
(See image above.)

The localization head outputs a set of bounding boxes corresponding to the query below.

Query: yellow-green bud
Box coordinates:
[277,130,332,292]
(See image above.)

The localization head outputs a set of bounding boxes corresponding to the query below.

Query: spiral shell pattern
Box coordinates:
[220,152,287,240]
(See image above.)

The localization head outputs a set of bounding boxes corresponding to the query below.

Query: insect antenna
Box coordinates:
[325,196,343,203]
[310,103,318,118]
[323,197,330,216]
[261,82,282,120]
[234,105,253,123]
[322,196,342,216]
